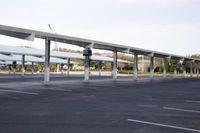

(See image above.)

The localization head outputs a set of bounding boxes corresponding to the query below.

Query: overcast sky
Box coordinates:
[0,0,200,56]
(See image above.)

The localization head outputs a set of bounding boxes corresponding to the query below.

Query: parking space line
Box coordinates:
[127,119,200,132]
[186,100,200,104]
[0,89,38,95]
[163,107,200,114]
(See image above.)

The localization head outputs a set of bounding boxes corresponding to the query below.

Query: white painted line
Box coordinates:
[127,119,200,132]
[186,100,200,104]
[163,107,200,114]
[137,105,157,108]
[45,88,72,92]
[0,89,38,95]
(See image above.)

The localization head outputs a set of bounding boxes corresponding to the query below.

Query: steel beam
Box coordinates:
[44,38,51,85]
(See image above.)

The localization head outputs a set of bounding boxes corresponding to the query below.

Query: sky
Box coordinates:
[0,0,200,56]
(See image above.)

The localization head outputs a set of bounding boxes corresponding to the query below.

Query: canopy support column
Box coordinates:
[60,64,64,75]
[182,64,186,78]
[12,61,16,75]
[44,38,51,85]
[98,61,102,77]
[113,50,117,80]
[31,62,34,75]
[8,65,11,75]
[21,55,25,77]
[83,48,92,81]
[56,64,59,73]
[150,55,154,79]
[190,61,193,78]
[173,61,177,79]
[162,58,167,79]
[133,53,138,80]
[67,58,71,77]
[197,63,199,78]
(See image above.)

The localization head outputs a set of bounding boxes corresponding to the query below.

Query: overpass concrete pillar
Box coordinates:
[162,58,167,79]
[190,61,193,78]
[113,50,118,80]
[67,58,71,77]
[150,55,154,79]
[83,48,92,81]
[133,53,138,80]
[44,38,51,85]
[31,62,34,74]
[21,54,25,77]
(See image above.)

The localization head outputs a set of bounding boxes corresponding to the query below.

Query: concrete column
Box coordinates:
[98,61,102,76]
[113,50,117,80]
[162,58,167,79]
[67,58,71,76]
[44,38,51,85]
[133,53,138,80]
[190,61,193,77]
[31,62,34,74]
[150,56,154,79]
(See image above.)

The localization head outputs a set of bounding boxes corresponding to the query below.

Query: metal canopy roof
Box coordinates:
[0,45,130,64]
[0,61,32,65]
[0,54,78,64]
[0,53,14,61]
[0,24,199,62]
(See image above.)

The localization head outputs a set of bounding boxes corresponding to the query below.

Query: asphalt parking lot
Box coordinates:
[0,75,200,133]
